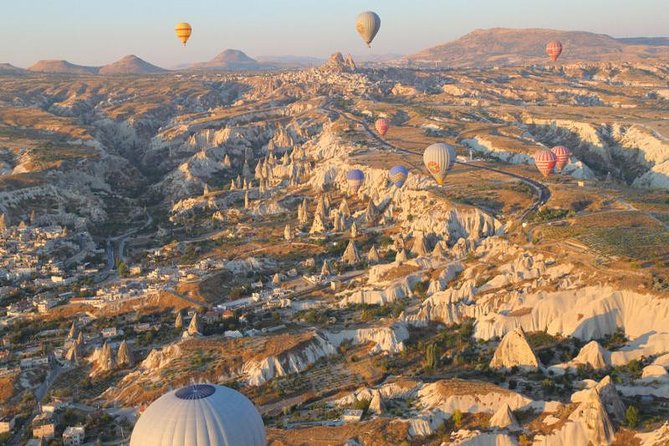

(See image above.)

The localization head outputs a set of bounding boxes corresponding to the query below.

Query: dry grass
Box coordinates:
[267,419,410,446]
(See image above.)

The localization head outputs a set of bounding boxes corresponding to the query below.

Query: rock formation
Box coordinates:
[117,340,135,367]
[321,260,332,277]
[284,223,293,241]
[489,328,540,370]
[187,313,202,336]
[175,311,183,330]
[368,245,380,264]
[573,341,609,369]
[395,249,408,264]
[489,403,520,430]
[309,213,327,234]
[341,240,360,265]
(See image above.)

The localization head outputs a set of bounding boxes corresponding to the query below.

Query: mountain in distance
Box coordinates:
[0,63,26,75]
[188,49,265,71]
[406,28,669,67]
[27,59,99,75]
[99,55,167,75]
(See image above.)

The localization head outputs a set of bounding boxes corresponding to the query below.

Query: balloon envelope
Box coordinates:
[534,150,557,177]
[375,118,390,137]
[546,40,563,62]
[423,143,456,186]
[347,169,365,193]
[356,11,381,47]
[389,165,409,188]
[175,22,192,45]
[551,146,571,172]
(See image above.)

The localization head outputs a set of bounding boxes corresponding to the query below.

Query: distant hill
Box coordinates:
[189,49,264,71]
[27,60,99,75]
[406,28,669,67]
[99,55,167,75]
[0,63,26,75]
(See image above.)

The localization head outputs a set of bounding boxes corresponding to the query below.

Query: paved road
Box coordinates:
[323,105,551,221]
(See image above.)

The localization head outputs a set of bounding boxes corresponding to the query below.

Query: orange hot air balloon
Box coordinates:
[175,22,192,46]
[534,149,557,178]
[546,40,563,62]
[551,146,571,172]
[375,118,390,136]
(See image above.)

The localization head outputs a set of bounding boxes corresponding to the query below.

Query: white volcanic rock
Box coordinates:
[637,422,669,446]
[417,379,533,414]
[572,341,609,369]
[341,239,360,264]
[610,332,669,366]
[535,389,614,446]
[117,340,135,367]
[489,328,540,371]
[450,431,518,446]
[641,364,669,380]
[140,344,181,370]
[242,332,337,386]
[338,273,420,307]
[489,403,520,430]
[474,286,669,343]
[403,280,477,326]
[571,376,625,423]
[327,323,409,354]
[426,262,465,295]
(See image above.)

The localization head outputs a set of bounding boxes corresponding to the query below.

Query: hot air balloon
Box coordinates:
[534,150,557,178]
[389,165,409,188]
[546,40,563,62]
[175,22,192,46]
[347,169,365,194]
[375,118,390,137]
[356,11,381,47]
[423,143,456,186]
[551,146,571,172]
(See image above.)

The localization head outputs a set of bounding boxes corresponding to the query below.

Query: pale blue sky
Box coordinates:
[2,0,667,67]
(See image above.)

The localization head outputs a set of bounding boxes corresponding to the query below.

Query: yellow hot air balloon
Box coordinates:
[175,22,192,46]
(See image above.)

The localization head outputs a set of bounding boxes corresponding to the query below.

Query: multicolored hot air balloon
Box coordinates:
[347,169,365,194]
[551,146,572,172]
[375,118,390,137]
[546,40,563,62]
[175,22,192,46]
[423,143,456,186]
[389,165,409,188]
[356,11,381,47]
[534,149,557,178]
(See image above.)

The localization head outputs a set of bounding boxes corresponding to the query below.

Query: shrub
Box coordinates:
[452,409,463,428]
[625,405,640,429]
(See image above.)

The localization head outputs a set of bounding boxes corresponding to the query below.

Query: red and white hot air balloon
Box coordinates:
[546,40,563,62]
[551,146,571,172]
[375,118,390,137]
[534,149,557,178]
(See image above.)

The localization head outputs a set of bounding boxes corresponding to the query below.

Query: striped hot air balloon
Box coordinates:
[375,118,390,137]
[534,149,557,178]
[546,40,563,62]
[551,146,572,172]
[389,165,409,188]
[356,11,381,47]
[423,143,456,186]
[175,22,192,46]
[347,169,365,194]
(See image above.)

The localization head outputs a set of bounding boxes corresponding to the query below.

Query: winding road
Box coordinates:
[323,105,551,220]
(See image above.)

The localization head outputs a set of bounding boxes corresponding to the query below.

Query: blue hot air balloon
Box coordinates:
[347,169,365,193]
[389,165,409,188]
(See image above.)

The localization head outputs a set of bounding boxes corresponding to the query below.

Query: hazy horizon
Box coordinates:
[2,0,668,68]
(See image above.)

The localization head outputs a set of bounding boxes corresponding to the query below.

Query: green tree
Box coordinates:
[116,260,129,277]
[452,409,463,428]
[425,343,440,370]
[625,405,640,429]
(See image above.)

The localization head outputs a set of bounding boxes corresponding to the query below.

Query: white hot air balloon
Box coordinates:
[356,11,381,47]
[423,143,456,186]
